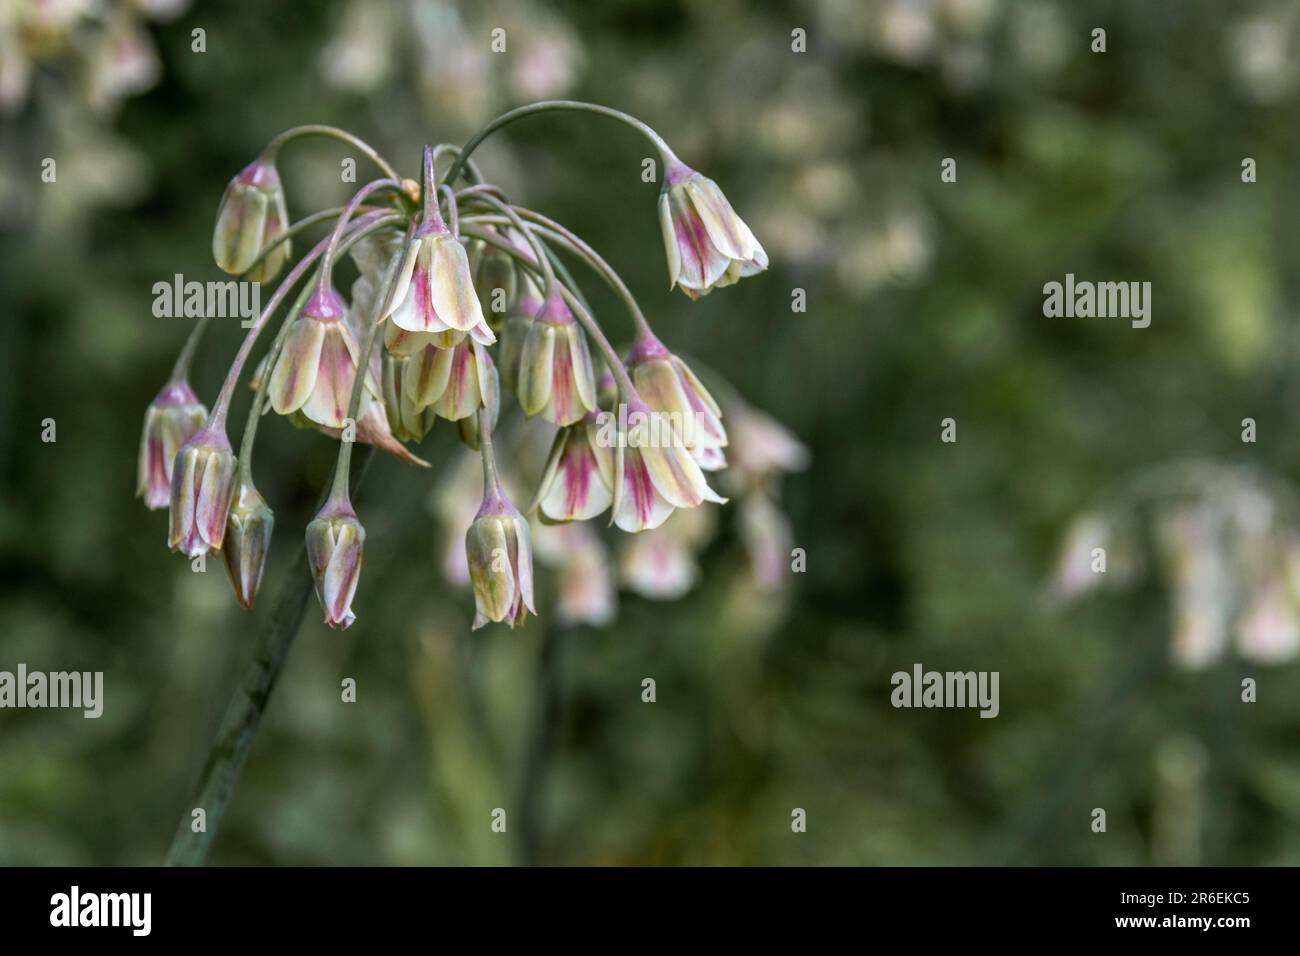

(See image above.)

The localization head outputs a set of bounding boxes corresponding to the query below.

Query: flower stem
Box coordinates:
[442,100,676,187]
[209,210,403,429]
[169,316,210,384]
[319,179,402,282]
[264,124,402,183]
[163,448,376,866]
[458,224,638,398]
[477,406,503,498]
[463,206,651,336]
[328,239,405,500]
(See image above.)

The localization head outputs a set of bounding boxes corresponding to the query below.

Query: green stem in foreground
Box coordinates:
[442,100,676,187]
[163,449,376,867]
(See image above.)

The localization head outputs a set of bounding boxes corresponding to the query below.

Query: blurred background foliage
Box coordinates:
[2,0,1300,865]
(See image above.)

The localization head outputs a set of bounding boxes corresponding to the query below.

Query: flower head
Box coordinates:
[168,424,237,557]
[306,497,365,630]
[517,291,597,426]
[268,284,367,429]
[466,483,536,629]
[137,379,207,509]
[658,160,767,299]
[212,156,290,283]
[223,476,274,609]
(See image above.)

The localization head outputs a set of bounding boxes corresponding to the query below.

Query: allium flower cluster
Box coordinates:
[137,102,797,632]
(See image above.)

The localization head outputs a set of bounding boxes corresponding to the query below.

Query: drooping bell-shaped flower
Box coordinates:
[626,330,727,471]
[305,496,365,630]
[434,339,494,423]
[168,424,237,557]
[466,481,536,630]
[532,415,615,522]
[384,215,496,343]
[222,476,274,609]
[212,156,290,283]
[268,283,367,429]
[598,396,726,533]
[517,291,597,426]
[137,379,208,510]
[658,159,767,299]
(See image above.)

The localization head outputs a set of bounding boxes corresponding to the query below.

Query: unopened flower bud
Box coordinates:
[168,425,237,557]
[658,160,767,299]
[517,291,597,426]
[222,477,274,608]
[212,156,290,283]
[137,379,207,510]
[268,284,367,429]
[466,488,536,630]
[306,499,365,630]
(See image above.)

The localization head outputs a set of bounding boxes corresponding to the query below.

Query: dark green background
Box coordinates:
[1,0,1298,864]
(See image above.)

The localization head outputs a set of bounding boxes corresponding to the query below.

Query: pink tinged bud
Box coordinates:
[212,158,290,283]
[433,339,492,422]
[658,163,767,300]
[137,380,207,510]
[535,420,614,522]
[465,493,537,630]
[223,477,274,609]
[168,426,237,557]
[517,293,597,426]
[305,500,365,630]
[627,334,727,461]
[268,286,365,429]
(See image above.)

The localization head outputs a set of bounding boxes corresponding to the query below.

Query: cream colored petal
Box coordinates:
[428,236,486,332]
[269,317,326,414]
[517,321,556,416]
